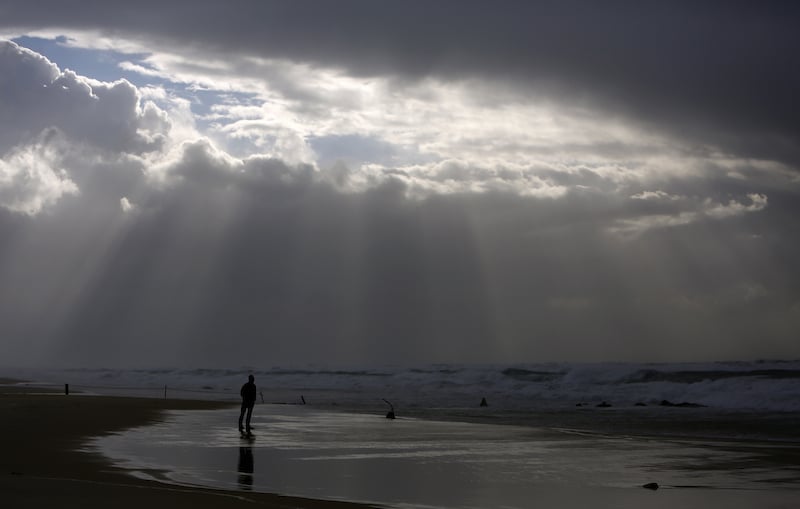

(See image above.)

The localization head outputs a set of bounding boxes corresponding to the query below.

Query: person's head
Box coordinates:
[248,374,254,383]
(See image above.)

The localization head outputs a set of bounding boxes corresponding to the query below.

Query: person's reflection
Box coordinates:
[237,446,254,490]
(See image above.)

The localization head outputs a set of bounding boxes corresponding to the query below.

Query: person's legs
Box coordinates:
[245,404,254,432]
[238,404,247,431]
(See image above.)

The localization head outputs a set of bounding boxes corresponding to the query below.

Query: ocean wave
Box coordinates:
[620,368,800,384]
[6,359,800,412]
[501,368,564,382]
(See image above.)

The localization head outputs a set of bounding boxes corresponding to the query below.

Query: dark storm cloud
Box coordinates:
[2,1,799,166]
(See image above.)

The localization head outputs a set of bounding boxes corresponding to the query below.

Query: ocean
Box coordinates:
[6,359,800,412]
[5,361,800,508]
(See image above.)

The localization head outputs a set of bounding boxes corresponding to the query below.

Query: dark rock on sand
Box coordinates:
[642,482,659,490]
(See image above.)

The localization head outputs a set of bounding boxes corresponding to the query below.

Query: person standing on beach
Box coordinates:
[239,374,257,434]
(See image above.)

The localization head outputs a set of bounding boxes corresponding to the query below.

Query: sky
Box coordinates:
[0,1,798,367]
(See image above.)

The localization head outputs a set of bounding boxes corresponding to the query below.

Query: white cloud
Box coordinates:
[0,133,79,215]
[631,190,682,201]
[119,196,134,212]
[609,211,700,237]
[610,193,769,237]
[352,160,569,199]
[0,40,171,157]
[0,33,681,179]
[705,193,767,219]
[0,40,202,214]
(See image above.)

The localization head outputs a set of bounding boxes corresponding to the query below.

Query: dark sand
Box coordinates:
[0,383,372,508]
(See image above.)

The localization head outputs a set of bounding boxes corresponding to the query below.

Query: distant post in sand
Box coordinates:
[64,383,69,395]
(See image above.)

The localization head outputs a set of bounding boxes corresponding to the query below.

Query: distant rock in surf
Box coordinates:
[634,402,647,406]
[480,397,488,407]
[642,482,659,490]
[596,401,612,408]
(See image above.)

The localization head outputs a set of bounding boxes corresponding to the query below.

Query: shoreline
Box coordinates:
[4,379,799,509]
[0,382,374,508]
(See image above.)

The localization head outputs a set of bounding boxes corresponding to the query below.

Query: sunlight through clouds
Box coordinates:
[0,0,798,366]
[2,31,791,213]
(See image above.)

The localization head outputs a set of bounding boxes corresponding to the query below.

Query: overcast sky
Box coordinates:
[1,1,798,367]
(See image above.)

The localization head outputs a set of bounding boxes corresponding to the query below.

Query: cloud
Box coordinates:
[0,130,78,214]
[119,196,134,212]
[0,40,182,214]
[705,193,768,219]
[0,36,799,366]
[1,2,798,168]
[0,40,170,158]
[610,193,769,237]
[631,190,681,201]
[351,160,569,199]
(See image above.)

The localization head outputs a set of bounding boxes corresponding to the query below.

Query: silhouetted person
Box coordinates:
[239,374,256,434]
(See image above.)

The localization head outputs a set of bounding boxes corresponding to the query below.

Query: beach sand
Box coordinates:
[4,381,798,509]
[0,383,372,508]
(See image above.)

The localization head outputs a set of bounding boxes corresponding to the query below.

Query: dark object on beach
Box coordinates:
[301,395,306,405]
[596,401,612,408]
[576,403,583,407]
[480,397,488,407]
[382,398,396,419]
[642,482,659,490]
[659,399,707,408]
[634,402,647,407]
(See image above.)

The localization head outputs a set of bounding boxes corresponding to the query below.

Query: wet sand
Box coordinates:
[0,383,372,508]
[3,381,798,509]
[92,403,800,509]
